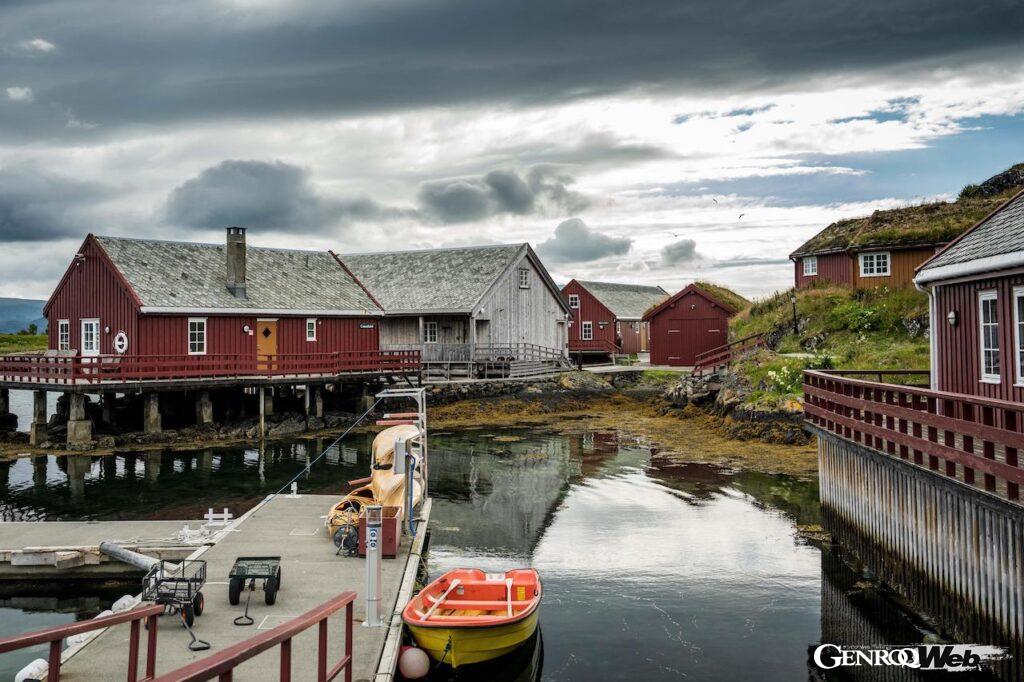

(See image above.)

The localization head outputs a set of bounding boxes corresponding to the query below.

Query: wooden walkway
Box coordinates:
[56,494,429,681]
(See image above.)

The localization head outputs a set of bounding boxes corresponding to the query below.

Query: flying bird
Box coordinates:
[712,198,719,205]
[738,213,745,219]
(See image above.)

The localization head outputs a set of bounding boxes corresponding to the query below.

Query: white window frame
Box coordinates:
[803,256,818,276]
[568,293,580,309]
[858,251,891,278]
[306,317,317,342]
[1014,286,1024,386]
[979,291,1000,384]
[58,319,70,351]
[581,321,593,341]
[518,268,530,289]
[423,321,438,344]
[80,319,100,356]
[188,317,207,356]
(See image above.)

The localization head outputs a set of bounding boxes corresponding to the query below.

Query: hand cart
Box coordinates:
[228,556,282,626]
[142,559,210,650]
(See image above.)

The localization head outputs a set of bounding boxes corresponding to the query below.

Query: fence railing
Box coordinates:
[0,604,163,682]
[567,338,618,354]
[693,333,765,376]
[475,343,568,363]
[804,369,1024,504]
[152,592,355,682]
[0,350,421,385]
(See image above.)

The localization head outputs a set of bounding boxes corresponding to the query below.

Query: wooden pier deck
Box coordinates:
[55,493,429,681]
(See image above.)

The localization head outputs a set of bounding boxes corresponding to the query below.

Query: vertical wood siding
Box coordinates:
[647,290,730,366]
[561,280,616,349]
[618,320,643,354]
[795,252,853,288]
[935,273,1024,403]
[378,316,467,345]
[852,247,939,289]
[46,238,140,355]
[482,254,567,349]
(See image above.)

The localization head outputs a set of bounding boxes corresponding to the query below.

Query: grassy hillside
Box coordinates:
[0,334,48,354]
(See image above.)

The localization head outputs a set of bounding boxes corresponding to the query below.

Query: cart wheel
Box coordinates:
[229,577,242,606]
[276,567,282,590]
[181,605,195,628]
[264,577,278,606]
[193,591,205,617]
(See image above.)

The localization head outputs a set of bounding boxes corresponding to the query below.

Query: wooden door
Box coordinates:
[256,320,277,370]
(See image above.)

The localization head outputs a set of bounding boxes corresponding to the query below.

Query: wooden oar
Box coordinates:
[420,579,461,621]
[505,578,513,617]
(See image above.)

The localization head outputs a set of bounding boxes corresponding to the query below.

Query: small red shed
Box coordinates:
[642,283,740,366]
[561,280,668,356]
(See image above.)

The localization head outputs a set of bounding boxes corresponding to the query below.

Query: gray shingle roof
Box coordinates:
[919,192,1024,273]
[576,280,668,319]
[339,244,525,313]
[95,236,380,313]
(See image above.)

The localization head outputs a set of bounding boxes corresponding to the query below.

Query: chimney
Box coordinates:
[226,226,247,299]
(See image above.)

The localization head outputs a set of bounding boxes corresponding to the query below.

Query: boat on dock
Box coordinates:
[402,568,542,668]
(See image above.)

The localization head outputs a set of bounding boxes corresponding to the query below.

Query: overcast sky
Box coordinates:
[2,0,1024,301]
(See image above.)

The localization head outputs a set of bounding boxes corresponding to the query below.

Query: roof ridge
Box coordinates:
[340,242,524,258]
[96,234,327,256]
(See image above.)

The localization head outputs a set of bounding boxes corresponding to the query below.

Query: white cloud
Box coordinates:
[6,87,33,103]
[19,38,56,53]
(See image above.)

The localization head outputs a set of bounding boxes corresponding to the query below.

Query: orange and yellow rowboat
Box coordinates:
[402,568,542,668]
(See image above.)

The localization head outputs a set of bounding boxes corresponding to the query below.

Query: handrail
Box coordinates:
[693,333,765,376]
[694,332,764,363]
[566,338,618,353]
[152,591,356,682]
[0,604,163,682]
[804,369,1024,504]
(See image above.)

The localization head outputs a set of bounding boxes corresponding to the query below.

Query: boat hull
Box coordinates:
[407,609,539,667]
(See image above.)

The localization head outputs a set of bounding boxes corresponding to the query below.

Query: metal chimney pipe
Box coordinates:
[226,226,247,299]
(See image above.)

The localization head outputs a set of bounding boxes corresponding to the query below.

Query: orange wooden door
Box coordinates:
[256,320,277,370]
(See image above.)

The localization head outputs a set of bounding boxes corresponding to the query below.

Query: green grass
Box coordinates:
[0,334,48,354]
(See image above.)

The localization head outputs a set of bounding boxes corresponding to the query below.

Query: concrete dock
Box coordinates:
[57,493,429,681]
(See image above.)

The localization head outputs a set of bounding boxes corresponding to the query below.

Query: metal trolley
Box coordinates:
[142,559,210,650]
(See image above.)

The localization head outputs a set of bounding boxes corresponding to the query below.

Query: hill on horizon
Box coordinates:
[0,298,46,334]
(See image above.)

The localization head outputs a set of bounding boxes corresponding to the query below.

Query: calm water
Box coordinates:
[0,427,934,680]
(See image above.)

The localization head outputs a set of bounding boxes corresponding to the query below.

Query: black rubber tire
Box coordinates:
[181,605,195,628]
[228,577,242,606]
[275,567,282,590]
[264,578,278,605]
[193,591,205,616]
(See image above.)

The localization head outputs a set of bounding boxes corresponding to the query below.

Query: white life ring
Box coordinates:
[113,332,129,354]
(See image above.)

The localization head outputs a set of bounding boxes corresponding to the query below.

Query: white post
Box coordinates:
[258,386,266,440]
[364,505,384,627]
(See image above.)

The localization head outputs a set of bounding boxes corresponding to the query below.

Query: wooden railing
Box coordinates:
[804,370,1024,504]
[153,592,355,682]
[0,350,421,385]
[0,604,163,682]
[475,343,568,363]
[693,333,765,376]
[567,338,618,354]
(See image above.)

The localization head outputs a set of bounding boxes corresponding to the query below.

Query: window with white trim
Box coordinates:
[803,256,818,276]
[979,291,1000,383]
[518,268,530,288]
[188,318,207,355]
[568,294,580,309]
[858,252,890,277]
[1014,287,1024,386]
[81,319,99,356]
[58,320,70,351]
[581,321,593,341]
[306,318,317,341]
[423,321,438,344]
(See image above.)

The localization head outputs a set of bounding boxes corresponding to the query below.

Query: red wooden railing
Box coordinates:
[153,592,355,682]
[0,604,163,682]
[0,350,420,386]
[693,333,765,376]
[567,338,618,354]
[804,369,1024,503]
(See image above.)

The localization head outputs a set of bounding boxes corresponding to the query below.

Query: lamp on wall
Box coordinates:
[947,310,959,327]
[243,324,252,334]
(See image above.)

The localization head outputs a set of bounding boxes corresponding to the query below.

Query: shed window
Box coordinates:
[858,252,890,277]
[568,294,580,309]
[979,291,999,383]
[306,318,317,342]
[58,320,70,351]
[1015,288,1024,386]
[803,256,818,276]
[423,321,438,344]
[581,321,593,341]
[518,268,530,288]
[188,318,207,355]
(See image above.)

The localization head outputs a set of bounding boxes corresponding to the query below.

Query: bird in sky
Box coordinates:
[738,213,745,219]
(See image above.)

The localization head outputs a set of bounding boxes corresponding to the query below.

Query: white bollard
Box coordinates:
[363,505,384,627]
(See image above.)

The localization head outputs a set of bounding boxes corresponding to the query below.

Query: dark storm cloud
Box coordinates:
[164,160,392,232]
[2,0,1022,141]
[418,167,588,223]
[536,218,632,263]
[0,165,110,241]
[660,239,703,265]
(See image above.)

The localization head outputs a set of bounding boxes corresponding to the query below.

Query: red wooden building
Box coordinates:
[642,284,739,366]
[561,280,667,357]
[915,188,1024,402]
[44,228,384,367]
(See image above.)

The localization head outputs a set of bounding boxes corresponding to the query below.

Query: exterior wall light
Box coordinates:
[947,310,958,327]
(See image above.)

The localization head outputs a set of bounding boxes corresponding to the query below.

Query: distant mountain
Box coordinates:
[0,298,46,334]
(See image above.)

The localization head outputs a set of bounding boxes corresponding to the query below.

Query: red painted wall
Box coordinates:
[45,237,140,355]
[647,289,731,366]
[617,320,646,354]
[794,252,853,288]
[562,281,617,351]
[934,273,1024,404]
